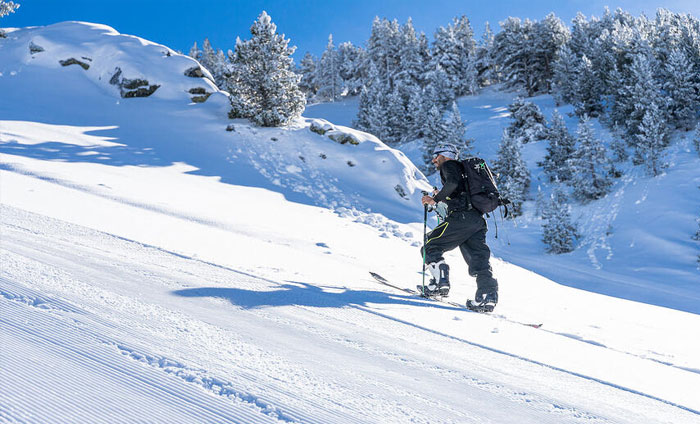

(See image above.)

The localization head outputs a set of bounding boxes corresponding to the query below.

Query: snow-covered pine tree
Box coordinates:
[297,52,317,99]
[532,13,570,94]
[462,53,479,96]
[492,17,538,96]
[609,124,630,162]
[535,186,546,218]
[211,49,230,89]
[572,55,604,117]
[423,64,453,110]
[507,97,547,144]
[570,115,612,202]
[354,65,389,140]
[445,102,470,154]
[452,15,479,95]
[664,49,699,131]
[610,38,667,143]
[551,44,578,105]
[227,11,305,127]
[542,186,578,254]
[0,0,18,30]
[188,41,201,61]
[393,18,425,140]
[337,42,364,96]
[493,14,567,97]
[492,130,531,216]
[406,90,425,140]
[384,86,407,143]
[694,123,700,157]
[541,110,575,182]
[200,38,217,75]
[430,23,461,100]
[421,105,449,174]
[315,34,343,102]
[475,21,496,87]
[634,103,668,176]
[366,17,401,85]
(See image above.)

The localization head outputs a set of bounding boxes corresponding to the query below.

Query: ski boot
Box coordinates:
[467,290,498,313]
[425,261,450,297]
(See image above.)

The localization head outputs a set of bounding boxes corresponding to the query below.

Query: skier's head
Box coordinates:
[431,143,458,168]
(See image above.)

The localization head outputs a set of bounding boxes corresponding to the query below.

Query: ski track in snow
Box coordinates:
[2,205,699,423]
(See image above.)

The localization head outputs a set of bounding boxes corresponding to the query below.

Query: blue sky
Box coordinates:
[3,1,700,60]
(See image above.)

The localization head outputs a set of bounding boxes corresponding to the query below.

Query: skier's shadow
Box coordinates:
[172,281,460,311]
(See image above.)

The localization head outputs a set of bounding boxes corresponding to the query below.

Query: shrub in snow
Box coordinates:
[226,11,305,127]
[492,130,530,217]
[507,97,547,144]
[542,186,578,254]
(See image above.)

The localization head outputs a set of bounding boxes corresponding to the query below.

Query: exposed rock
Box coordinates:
[188,87,212,103]
[309,119,335,135]
[225,124,236,132]
[59,58,90,70]
[122,78,150,90]
[184,66,205,78]
[327,131,359,145]
[109,66,160,98]
[29,42,45,54]
[123,85,160,98]
[394,184,408,199]
[109,67,123,85]
[191,93,211,103]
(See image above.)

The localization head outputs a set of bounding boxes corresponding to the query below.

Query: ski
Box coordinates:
[369,272,543,329]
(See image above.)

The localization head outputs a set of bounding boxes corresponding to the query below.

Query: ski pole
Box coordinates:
[422,204,428,293]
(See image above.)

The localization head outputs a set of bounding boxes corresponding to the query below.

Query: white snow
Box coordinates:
[1,21,700,424]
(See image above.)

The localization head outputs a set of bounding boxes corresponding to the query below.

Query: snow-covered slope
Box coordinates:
[2,22,700,424]
[309,87,700,314]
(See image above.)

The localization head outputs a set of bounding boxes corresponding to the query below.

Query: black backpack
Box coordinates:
[460,157,508,216]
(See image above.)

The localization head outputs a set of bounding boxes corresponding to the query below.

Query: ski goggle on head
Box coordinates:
[432,145,458,159]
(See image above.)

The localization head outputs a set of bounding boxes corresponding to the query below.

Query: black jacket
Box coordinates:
[433,160,470,214]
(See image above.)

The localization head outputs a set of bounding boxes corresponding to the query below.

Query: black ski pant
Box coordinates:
[420,209,498,294]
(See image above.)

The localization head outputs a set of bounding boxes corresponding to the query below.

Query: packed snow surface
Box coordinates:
[1,21,699,424]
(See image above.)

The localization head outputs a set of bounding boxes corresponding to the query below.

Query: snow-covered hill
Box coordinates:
[2,22,700,424]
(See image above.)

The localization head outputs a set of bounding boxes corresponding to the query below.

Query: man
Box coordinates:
[421,143,499,311]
